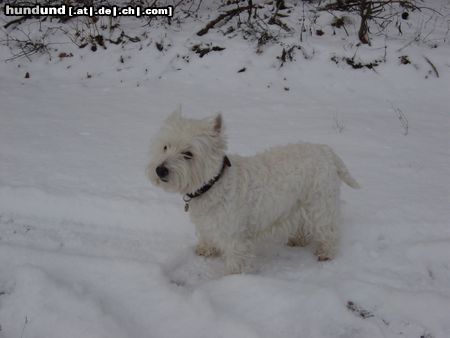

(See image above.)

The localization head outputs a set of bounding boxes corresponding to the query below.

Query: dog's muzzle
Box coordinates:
[156,164,169,181]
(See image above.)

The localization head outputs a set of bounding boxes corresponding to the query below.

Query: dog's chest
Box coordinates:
[188,198,220,222]
[188,197,233,234]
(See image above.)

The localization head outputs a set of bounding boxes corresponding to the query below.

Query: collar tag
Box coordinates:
[183,195,191,212]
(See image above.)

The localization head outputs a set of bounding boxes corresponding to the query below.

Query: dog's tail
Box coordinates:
[327,147,360,189]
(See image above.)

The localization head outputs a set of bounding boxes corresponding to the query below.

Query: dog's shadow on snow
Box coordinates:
[162,244,319,288]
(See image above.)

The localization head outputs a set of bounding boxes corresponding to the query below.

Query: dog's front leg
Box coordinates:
[223,238,255,274]
[194,224,221,257]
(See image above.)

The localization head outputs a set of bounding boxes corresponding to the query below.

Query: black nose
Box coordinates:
[156,165,169,179]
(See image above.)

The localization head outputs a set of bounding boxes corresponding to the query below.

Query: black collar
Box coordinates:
[183,156,231,212]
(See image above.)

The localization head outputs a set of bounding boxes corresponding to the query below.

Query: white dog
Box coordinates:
[147,108,359,274]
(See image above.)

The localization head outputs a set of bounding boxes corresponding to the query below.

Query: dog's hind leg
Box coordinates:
[286,206,313,247]
[314,222,338,261]
[307,177,340,261]
[311,194,340,261]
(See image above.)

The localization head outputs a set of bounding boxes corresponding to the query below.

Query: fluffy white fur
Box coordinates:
[147,108,360,274]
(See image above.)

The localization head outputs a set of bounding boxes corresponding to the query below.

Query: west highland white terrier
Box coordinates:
[147,108,359,274]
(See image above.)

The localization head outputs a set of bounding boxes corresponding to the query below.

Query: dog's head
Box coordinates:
[147,107,227,194]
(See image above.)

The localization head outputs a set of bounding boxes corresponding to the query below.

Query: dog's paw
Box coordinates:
[195,244,221,257]
[287,236,311,247]
[317,256,332,262]
[315,242,336,262]
[315,248,334,262]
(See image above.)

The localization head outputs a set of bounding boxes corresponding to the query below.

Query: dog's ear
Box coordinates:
[166,105,182,121]
[212,112,223,135]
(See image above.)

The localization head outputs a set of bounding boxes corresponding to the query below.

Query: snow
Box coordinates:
[1,3,450,337]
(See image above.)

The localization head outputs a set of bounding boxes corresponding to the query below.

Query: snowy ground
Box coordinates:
[1,4,450,338]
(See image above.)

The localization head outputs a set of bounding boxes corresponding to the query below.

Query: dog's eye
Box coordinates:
[163,145,167,152]
[182,151,193,160]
